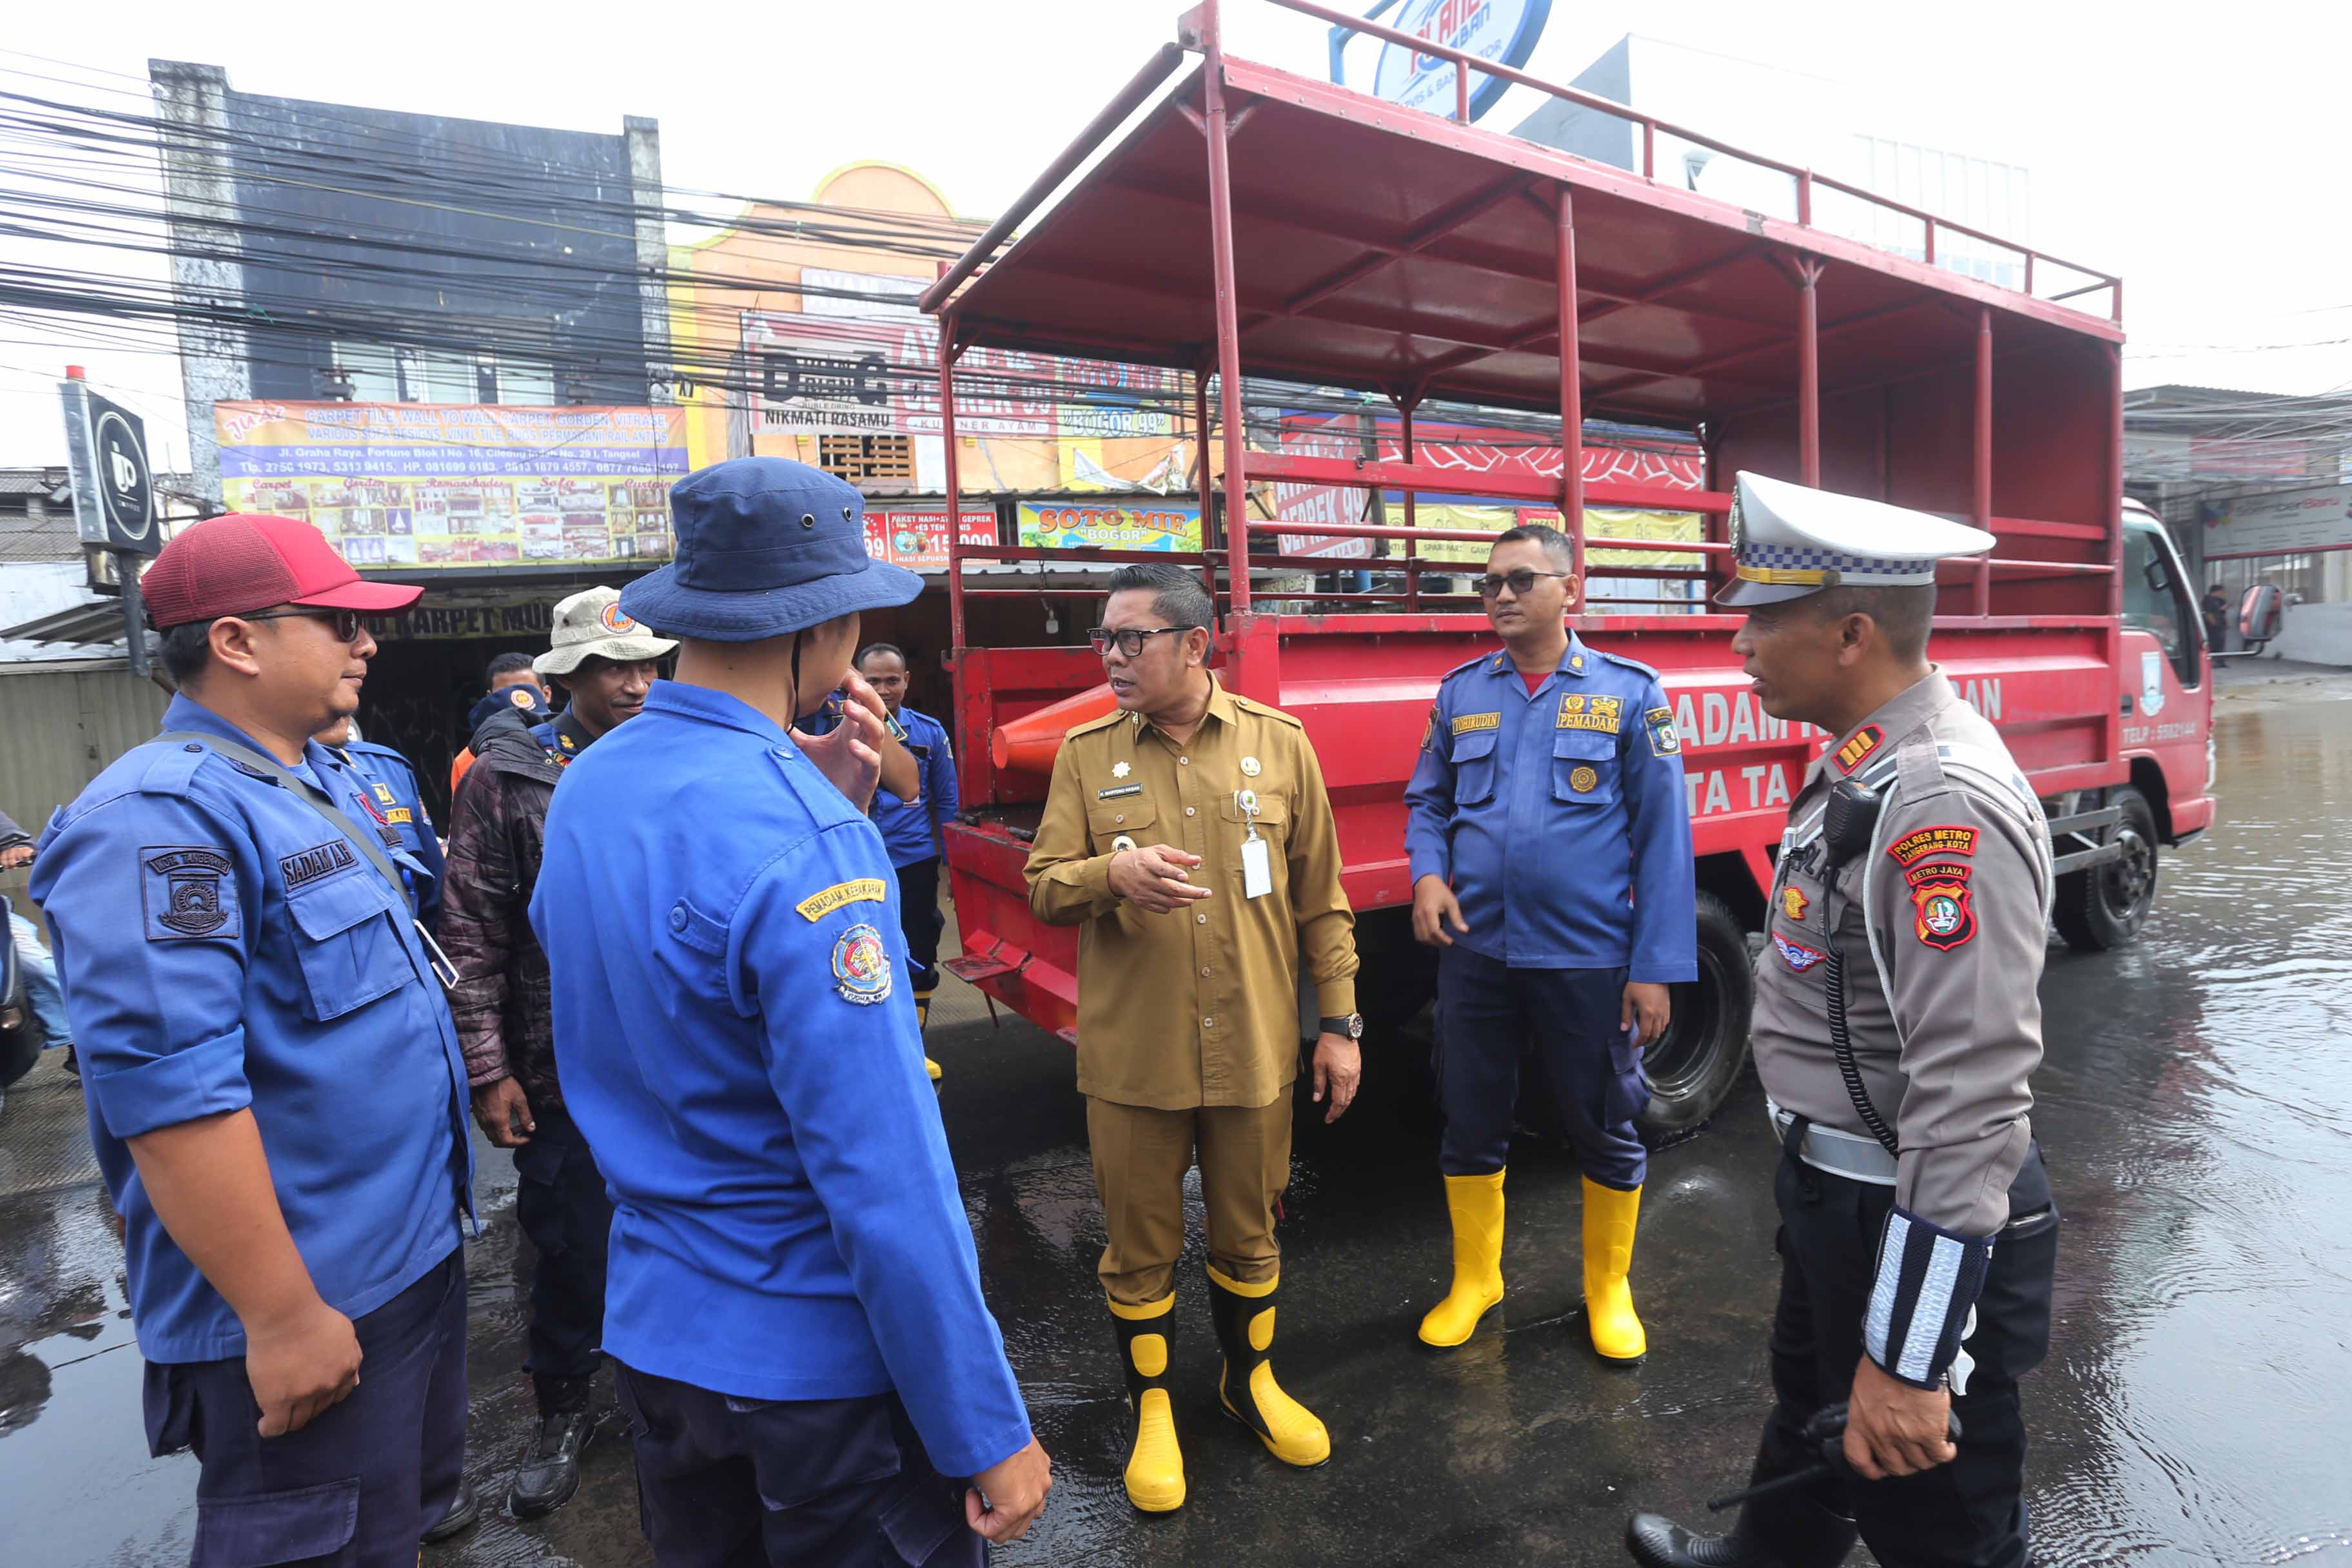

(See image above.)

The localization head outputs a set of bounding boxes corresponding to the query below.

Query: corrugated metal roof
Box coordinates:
[0,562,131,662]
[0,512,85,564]
[0,469,68,497]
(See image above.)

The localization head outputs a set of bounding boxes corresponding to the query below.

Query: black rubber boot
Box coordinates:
[1204,1266,1330,1468]
[420,1476,482,1543]
[508,1408,594,1519]
[1625,1449,1857,1568]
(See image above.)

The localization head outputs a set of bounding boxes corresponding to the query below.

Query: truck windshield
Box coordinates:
[2122,515,2202,681]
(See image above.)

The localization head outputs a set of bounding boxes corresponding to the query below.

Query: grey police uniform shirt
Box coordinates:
[1752,669,2050,1239]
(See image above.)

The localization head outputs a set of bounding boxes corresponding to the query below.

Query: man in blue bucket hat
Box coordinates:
[530,457,1050,1563]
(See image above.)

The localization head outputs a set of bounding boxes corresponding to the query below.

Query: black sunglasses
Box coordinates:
[1088,625,1197,657]
[240,607,368,643]
[1478,569,1572,599]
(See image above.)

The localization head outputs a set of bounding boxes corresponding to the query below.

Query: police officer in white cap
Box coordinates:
[1628,473,2060,1568]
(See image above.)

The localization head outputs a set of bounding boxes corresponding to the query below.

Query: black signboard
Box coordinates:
[61,380,159,555]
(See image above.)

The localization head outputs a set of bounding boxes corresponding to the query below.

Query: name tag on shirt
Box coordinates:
[1241,836,1273,899]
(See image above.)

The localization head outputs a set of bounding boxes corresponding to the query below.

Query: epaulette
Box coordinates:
[1064,706,1129,741]
[1231,694,1303,729]
[136,739,214,796]
[1597,649,1660,680]
[1437,652,1492,686]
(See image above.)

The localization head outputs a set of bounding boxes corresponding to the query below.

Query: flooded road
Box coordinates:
[3,687,2349,1566]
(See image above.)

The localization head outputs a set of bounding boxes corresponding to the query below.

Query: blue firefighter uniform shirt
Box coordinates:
[868,705,957,868]
[28,694,475,1365]
[335,738,445,930]
[528,680,1031,1480]
[1403,633,1699,981]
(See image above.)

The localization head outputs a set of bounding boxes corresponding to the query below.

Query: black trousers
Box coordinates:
[1435,946,1648,1188]
[896,858,944,997]
[1759,1130,2059,1568]
[614,1364,982,1567]
[514,1102,613,1412]
[144,1248,468,1567]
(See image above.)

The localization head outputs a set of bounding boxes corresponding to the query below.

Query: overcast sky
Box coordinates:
[5,0,2347,470]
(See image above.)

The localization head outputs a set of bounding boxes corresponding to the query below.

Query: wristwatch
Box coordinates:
[1319,1014,1364,1040]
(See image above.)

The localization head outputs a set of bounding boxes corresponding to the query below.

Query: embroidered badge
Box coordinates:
[383,807,414,827]
[1112,760,1131,779]
[1910,879,1975,950]
[558,734,576,752]
[1571,654,1585,670]
[1886,825,1980,868]
[143,847,239,940]
[598,602,641,634]
[1097,783,1144,799]
[370,782,397,807]
[1834,724,1885,774]
[1452,711,1501,734]
[510,685,538,709]
[1781,885,1808,922]
[796,878,888,921]
[1557,694,1623,734]
[1772,932,1825,972]
[279,839,356,890]
[1645,705,1681,758]
[1569,765,1599,794]
[831,922,894,1004]
[355,789,389,827]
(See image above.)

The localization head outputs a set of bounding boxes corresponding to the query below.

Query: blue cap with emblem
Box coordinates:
[1714,471,1997,607]
[618,458,921,642]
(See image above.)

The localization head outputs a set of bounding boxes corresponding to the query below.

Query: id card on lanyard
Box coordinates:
[1237,790,1273,899]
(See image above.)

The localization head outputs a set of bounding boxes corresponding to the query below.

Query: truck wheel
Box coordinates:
[2055,784,2159,952]
[1637,892,1752,1140]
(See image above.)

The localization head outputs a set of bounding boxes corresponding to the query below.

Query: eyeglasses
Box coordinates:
[1478,569,1573,599]
[240,607,368,643]
[1088,625,1196,657]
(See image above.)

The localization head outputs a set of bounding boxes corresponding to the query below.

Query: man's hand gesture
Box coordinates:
[1108,845,1212,914]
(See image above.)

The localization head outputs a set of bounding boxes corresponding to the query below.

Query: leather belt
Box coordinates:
[1767,1098,1899,1185]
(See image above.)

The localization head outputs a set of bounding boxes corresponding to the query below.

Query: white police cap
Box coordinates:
[1714,471,1997,607]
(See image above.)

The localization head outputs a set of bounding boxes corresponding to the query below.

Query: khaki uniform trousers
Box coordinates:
[1087,1086,1293,1307]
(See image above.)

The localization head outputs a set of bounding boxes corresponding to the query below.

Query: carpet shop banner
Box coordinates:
[214,402,689,571]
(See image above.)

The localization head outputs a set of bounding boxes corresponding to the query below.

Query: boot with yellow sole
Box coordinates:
[1206,1266,1329,1468]
[1108,1293,1185,1511]
[1418,1170,1506,1347]
[1582,1176,1647,1362]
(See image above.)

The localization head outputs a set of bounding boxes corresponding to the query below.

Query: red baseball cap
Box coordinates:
[141,513,422,629]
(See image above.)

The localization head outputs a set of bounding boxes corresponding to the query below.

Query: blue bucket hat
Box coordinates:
[618,458,921,642]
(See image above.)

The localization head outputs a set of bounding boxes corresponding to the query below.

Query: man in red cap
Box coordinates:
[30,513,484,1562]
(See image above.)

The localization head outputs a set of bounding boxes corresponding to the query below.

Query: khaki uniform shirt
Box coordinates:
[1025,678,1359,1111]
[1752,670,2050,1237]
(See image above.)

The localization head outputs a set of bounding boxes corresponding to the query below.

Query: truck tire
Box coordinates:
[1637,892,1753,1140]
[2055,784,2159,952]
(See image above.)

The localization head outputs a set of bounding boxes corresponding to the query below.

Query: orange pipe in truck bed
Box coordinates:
[990,683,1118,774]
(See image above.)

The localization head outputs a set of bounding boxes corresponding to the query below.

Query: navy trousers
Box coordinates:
[896,858,945,1000]
[513,1102,612,1412]
[614,1363,983,1567]
[1759,1130,2059,1567]
[1435,946,1648,1188]
[144,1248,468,1567]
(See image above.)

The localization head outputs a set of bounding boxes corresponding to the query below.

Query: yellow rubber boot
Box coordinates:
[916,985,941,1081]
[1206,1266,1330,1467]
[1418,1170,1506,1347]
[1582,1177,1647,1362]
[1108,1294,1186,1511]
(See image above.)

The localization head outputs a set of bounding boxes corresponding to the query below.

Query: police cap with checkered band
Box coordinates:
[1713,471,1997,607]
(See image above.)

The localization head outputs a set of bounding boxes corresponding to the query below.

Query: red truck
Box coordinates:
[915,0,2215,1134]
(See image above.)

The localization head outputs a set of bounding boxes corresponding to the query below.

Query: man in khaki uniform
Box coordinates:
[1026,562,1362,1515]
[1629,474,2060,1568]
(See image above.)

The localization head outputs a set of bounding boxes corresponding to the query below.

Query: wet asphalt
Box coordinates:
[5,676,2351,1567]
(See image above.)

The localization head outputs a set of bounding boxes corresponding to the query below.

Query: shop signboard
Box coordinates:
[215,402,687,571]
[864,506,1001,571]
[1017,501,1202,553]
[2200,482,2352,558]
[1332,0,1553,123]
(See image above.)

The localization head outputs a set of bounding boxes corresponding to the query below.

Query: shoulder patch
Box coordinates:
[796,877,888,921]
[1907,869,1975,950]
[1598,649,1660,680]
[143,845,242,941]
[1834,724,1885,774]
[1772,931,1825,972]
[1644,705,1682,758]
[830,922,894,1004]
[1886,825,1979,868]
